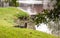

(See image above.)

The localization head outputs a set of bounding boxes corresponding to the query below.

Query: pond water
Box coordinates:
[35,23,52,34]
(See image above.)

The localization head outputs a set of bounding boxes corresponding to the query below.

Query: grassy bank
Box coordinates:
[0,7,28,27]
[0,7,58,38]
[0,26,58,38]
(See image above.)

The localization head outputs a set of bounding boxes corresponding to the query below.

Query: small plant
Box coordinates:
[15,12,29,20]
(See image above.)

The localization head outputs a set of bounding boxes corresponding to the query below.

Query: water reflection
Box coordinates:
[35,23,51,34]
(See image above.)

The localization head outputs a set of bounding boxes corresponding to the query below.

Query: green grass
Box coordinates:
[0,7,58,38]
[0,26,58,38]
[0,7,29,26]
